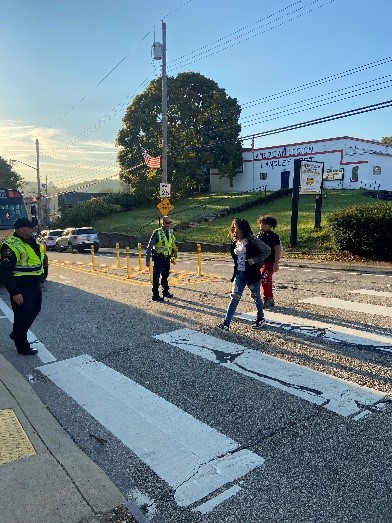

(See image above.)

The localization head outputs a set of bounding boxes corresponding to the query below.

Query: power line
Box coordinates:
[168,0,335,71]
[239,99,392,142]
[241,56,392,109]
[241,76,392,127]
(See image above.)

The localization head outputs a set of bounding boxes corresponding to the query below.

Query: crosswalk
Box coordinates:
[2,286,391,517]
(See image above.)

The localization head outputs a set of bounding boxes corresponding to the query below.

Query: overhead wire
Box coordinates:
[168,0,335,72]
[241,75,392,127]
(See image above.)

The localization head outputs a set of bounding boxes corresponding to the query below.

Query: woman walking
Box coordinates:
[218,218,271,331]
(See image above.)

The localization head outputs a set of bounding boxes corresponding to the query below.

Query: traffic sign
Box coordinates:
[160,183,171,198]
[157,197,174,215]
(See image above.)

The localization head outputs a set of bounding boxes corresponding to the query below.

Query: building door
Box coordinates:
[281,171,290,189]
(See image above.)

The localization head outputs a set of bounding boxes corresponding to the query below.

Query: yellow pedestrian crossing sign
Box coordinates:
[157,197,174,215]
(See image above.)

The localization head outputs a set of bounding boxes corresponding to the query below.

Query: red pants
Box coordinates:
[260,261,275,300]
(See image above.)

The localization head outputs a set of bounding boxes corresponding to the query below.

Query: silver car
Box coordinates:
[40,229,64,251]
[55,227,99,252]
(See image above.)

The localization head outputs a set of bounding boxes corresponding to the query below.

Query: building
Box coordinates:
[210,136,392,193]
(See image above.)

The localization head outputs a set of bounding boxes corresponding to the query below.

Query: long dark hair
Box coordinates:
[229,218,253,240]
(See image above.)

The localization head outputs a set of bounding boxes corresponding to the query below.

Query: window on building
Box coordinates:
[260,172,267,180]
[373,165,381,175]
[351,166,359,182]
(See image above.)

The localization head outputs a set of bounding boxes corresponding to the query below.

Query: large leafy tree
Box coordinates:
[0,156,24,188]
[116,72,243,200]
[381,136,392,146]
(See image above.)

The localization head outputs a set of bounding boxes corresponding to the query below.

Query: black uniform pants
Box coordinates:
[152,254,171,297]
[10,283,42,350]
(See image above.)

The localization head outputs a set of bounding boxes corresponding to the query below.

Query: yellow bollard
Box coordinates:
[116,242,121,268]
[197,243,202,276]
[126,247,131,279]
[91,245,96,271]
[138,243,143,271]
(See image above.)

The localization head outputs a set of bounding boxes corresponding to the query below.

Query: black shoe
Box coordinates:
[9,332,15,341]
[251,318,266,330]
[152,295,164,302]
[163,292,174,298]
[17,346,38,356]
[217,322,230,332]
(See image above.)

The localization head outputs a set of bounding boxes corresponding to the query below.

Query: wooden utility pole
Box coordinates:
[161,21,168,185]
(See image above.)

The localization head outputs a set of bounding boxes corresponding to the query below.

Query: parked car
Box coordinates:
[40,229,64,250]
[55,227,99,252]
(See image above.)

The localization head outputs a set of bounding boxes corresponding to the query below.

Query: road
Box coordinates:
[1,249,391,523]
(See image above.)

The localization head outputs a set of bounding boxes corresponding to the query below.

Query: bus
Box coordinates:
[0,188,31,242]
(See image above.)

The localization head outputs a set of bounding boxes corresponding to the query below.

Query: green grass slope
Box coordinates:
[94,190,375,253]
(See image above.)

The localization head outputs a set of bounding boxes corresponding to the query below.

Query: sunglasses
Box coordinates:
[163,221,172,224]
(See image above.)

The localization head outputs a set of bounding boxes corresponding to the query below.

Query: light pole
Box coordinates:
[11,139,43,227]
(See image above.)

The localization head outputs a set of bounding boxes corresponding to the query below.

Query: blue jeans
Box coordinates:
[224,270,264,325]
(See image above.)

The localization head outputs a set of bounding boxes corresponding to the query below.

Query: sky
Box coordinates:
[1,0,392,191]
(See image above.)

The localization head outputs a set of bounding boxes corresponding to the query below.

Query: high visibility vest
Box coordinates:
[153,228,176,256]
[3,236,44,278]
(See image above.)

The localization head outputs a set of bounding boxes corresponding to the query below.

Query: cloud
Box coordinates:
[0,120,118,186]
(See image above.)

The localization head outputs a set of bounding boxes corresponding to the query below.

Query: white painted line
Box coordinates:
[38,355,265,508]
[300,296,392,317]
[351,289,392,298]
[155,329,386,419]
[0,299,56,363]
[238,310,392,351]
[192,485,241,514]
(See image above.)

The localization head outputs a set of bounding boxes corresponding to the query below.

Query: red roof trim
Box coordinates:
[242,136,385,153]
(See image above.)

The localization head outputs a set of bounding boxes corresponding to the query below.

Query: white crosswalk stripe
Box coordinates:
[237,310,392,352]
[38,355,265,509]
[155,329,387,420]
[300,296,392,317]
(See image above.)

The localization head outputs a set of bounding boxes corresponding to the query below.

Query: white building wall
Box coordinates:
[210,136,392,193]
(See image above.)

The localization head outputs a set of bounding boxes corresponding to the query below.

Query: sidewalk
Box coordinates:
[0,354,126,523]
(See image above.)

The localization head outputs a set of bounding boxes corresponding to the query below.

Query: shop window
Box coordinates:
[260,172,267,180]
[373,165,381,175]
[351,166,359,182]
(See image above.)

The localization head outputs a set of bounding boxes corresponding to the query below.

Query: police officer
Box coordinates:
[1,217,47,355]
[146,216,178,302]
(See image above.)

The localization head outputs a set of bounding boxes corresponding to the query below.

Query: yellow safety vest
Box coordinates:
[3,236,44,278]
[153,228,176,257]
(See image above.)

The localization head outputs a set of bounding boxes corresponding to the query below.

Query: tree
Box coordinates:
[381,136,392,146]
[116,72,243,200]
[0,156,24,188]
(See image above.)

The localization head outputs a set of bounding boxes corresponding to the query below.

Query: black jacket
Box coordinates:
[230,235,271,284]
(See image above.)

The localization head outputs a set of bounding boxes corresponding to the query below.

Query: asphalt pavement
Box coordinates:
[1,253,391,523]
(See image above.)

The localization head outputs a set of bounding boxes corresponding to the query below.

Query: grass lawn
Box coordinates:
[94,190,378,253]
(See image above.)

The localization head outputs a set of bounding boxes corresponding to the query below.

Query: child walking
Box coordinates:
[257,215,282,307]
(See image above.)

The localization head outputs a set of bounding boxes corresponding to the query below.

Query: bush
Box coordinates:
[328,202,392,260]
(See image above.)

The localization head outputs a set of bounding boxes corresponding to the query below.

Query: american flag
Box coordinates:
[142,150,161,169]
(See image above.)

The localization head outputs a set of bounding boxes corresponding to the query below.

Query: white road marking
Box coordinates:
[38,354,265,508]
[300,296,392,317]
[192,485,242,514]
[155,329,386,419]
[238,310,392,352]
[351,289,392,298]
[0,298,56,363]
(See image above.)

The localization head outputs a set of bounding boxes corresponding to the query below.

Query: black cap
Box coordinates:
[14,217,34,229]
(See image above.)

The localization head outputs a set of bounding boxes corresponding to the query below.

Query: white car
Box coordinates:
[40,229,64,251]
[55,227,99,252]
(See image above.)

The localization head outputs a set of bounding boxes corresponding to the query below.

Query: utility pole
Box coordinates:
[35,138,42,227]
[161,20,168,184]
